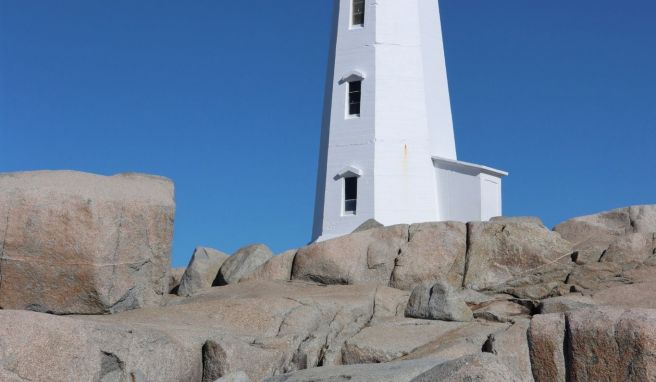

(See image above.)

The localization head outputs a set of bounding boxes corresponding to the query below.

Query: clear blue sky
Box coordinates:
[1,1,654,267]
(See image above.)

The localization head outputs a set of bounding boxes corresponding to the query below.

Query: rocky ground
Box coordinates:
[1,171,656,381]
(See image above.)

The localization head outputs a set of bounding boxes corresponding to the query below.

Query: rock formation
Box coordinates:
[1,171,656,381]
[0,171,175,314]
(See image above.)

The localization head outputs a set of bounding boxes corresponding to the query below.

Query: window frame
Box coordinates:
[347,80,362,118]
[351,0,365,28]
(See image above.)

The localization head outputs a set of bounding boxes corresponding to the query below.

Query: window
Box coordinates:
[352,0,365,27]
[344,177,358,214]
[348,81,361,117]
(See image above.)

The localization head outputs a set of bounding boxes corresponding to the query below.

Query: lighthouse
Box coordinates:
[312,0,508,242]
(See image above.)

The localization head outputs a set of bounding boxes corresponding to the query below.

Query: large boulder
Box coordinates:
[463,220,574,291]
[178,247,229,296]
[216,244,273,285]
[0,171,175,314]
[390,222,467,291]
[405,282,473,322]
[292,225,408,285]
[554,205,656,263]
[241,249,296,282]
[528,307,656,382]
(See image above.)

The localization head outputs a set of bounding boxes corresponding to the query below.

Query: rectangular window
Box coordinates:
[352,0,365,27]
[348,81,361,117]
[344,177,358,214]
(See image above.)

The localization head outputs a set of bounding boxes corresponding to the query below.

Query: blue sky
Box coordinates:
[1,1,654,267]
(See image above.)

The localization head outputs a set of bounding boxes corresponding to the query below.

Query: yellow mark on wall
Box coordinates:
[403,144,409,175]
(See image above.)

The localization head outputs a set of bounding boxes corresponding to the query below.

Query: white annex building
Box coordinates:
[312,0,508,242]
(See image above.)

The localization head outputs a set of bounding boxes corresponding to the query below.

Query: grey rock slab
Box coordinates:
[262,358,448,382]
[538,294,596,314]
[405,282,473,322]
[410,353,523,382]
[178,247,229,296]
[390,222,467,291]
[400,321,510,362]
[216,244,273,285]
[0,170,175,314]
[342,319,467,364]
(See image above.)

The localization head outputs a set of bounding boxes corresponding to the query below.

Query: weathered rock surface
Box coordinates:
[214,371,251,382]
[405,282,473,322]
[463,220,574,291]
[582,265,656,310]
[538,294,596,314]
[491,216,546,227]
[242,249,296,282]
[473,299,531,323]
[87,281,403,381]
[342,319,467,364]
[390,222,467,290]
[0,310,197,381]
[263,358,446,382]
[482,319,534,382]
[352,218,384,233]
[554,205,656,263]
[3,194,656,382]
[528,307,656,382]
[292,225,408,285]
[410,353,522,382]
[0,171,175,314]
[169,267,186,293]
[528,313,567,382]
[216,244,273,285]
[178,247,229,297]
[400,321,510,362]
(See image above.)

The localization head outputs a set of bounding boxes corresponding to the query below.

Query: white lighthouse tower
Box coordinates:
[312,0,508,242]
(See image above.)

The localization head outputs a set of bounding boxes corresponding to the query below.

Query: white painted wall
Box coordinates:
[433,157,506,222]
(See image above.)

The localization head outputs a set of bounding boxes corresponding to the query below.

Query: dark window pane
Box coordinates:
[345,177,358,200]
[352,0,365,26]
[349,103,360,116]
[344,199,357,213]
[348,81,361,116]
